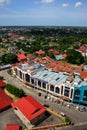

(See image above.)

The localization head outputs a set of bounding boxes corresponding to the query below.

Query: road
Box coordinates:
[0,70,87,130]
[59,124,87,130]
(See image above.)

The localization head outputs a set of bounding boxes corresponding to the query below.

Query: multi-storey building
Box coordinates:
[12,62,87,105]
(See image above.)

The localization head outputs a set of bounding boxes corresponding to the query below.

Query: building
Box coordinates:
[12,61,87,105]
[80,71,87,81]
[11,96,46,128]
[72,78,87,105]
[12,62,69,98]
[6,124,22,130]
[0,89,12,112]
[17,54,27,62]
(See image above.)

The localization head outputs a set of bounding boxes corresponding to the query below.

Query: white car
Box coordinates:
[60,112,65,117]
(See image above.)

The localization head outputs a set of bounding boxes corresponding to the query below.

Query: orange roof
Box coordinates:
[6,124,21,130]
[12,96,46,121]
[80,71,87,79]
[62,53,67,58]
[17,54,26,61]
[36,50,45,55]
[0,89,12,111]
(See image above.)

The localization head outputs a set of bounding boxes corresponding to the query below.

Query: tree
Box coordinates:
[2,53,17,64]
[66,49,84,65]
[6,84,25,98]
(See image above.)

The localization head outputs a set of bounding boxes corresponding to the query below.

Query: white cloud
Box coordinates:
[0,0,10,6]
[75,2,82,7]
[62,3,69,7]
[40,0,55,4]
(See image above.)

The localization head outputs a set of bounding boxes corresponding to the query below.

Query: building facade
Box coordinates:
[12,62,87,105]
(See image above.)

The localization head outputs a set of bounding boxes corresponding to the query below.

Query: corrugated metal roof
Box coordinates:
[6,124,21,130]
[0,89,12,110]
[12,96,46,121]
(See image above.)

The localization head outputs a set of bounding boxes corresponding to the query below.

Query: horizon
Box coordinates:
[0,0,87,27]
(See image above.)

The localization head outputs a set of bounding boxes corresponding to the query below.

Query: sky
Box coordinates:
[0,0,87,26]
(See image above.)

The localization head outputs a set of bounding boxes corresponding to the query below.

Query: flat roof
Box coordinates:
[18,62,41,73]
[32,68,68,85]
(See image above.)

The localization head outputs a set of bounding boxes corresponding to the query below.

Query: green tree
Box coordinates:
[2,53,17,64]
[6,84,25,98]
[66,49,84,65]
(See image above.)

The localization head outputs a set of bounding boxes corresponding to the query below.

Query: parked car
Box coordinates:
[79,106,86,112]
[60,112,65,117]
[43,103,49,107]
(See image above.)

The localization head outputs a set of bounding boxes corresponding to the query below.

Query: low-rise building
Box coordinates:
[12,61,87,105]
[6,124,22,130]
[0,89,12,112]
[11,96,46,128]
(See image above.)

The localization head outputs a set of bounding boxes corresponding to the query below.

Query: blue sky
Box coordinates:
[0,0,87,26]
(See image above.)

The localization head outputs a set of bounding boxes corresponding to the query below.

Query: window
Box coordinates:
[50,85,54,92]
[19,71,22,79]
[55,77,60,81]
[55,87,60,93]
[42,82,46,89]
[25,74,30,82]
[43,74,48,77]
[83,90,87,101]
[64,90,69,97]
[31,78,34,84]
[74,89,80,100]
[38,81,41,87]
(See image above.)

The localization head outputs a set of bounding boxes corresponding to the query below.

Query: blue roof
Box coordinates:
[55,55,64,60]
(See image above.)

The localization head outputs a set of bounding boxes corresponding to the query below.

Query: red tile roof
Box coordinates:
[49,49,60,55]
[0,89,12,111]
[6,124,21,130]
[0,80,6,88]
[80,71,87,79]
[79,47,86,51]
[12,96,46,121]
[46,60,83,74]
[17,54,27,61]
[36,50,45,55]
[62,53,67,58]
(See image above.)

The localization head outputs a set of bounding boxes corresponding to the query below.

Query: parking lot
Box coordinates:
[0,108,25,130]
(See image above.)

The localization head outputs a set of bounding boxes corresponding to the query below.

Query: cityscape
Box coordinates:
[0,0,87,130]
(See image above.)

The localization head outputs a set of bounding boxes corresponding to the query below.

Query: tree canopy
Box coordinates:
[6,84,25,98]
[2,53,17,64]
[66,49,84,65]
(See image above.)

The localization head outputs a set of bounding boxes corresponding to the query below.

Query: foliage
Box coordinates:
[1,53,17,64]
[65,117,71,124]
[66,49,84,65]
[84,59,87,65]
[0,76,4,80]
[6,84,25,98]
[7,69,13,76]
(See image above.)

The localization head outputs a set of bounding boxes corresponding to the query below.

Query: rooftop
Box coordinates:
[12,96,46,121]
[32,68,68,85]
[6,124,21,130]
[0,89,12,111]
